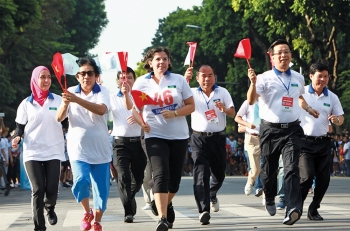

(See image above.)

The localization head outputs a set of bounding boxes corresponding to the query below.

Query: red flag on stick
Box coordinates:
[51,52,65,91]
[234,38,252,68]
[117,52,128,82]
[184,42,197,83]
[130,90,156,124]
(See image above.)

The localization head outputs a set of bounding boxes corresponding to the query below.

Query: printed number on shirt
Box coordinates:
[154,90,174,107]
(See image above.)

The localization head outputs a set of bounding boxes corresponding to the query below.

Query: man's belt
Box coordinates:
[302,135,330,141]
[262,119,300,129]
[114,136,141,142]
[192,130,226,137]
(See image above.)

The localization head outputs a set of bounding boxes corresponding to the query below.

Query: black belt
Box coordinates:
[302,135,330,141]
[114,136,141,142]
[192,130,226,137]
[262,119,300,129]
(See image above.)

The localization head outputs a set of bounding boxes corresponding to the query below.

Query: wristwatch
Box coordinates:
[174,110,178,117]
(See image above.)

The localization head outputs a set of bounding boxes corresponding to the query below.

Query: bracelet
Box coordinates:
[305,105,311,112]
[174,110,178,117]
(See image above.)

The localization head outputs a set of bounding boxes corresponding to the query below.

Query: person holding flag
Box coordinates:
[247,39,319,225]
[131,47,194,231]
[56,57,111,231]
[184,65,235,226]
[12,66,67,231]
[110,67,147,223]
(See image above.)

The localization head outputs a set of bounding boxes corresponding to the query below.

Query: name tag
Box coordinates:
[323,103,330,107]
[281,96,293,112]
[49,107,57,110]
[205,109,218,123]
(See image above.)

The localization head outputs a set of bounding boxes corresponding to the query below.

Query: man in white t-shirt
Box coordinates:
[185,65,235,225]
[247,39,319,225]
[110,68,147,223]
[343,136,350,176]
[299,62,344,221]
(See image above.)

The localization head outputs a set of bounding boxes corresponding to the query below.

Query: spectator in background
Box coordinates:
[0,117,10,196]
[343,136,350,176]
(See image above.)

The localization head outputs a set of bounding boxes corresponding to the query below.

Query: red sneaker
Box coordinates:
[80,208,94,230]
[93,222,102,231]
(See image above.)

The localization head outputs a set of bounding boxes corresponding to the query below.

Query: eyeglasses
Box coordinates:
[77,71,95,77]
[272,50,292,56]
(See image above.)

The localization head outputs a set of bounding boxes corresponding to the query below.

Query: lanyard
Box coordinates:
[201,91,211,109]
[277,74,291,95]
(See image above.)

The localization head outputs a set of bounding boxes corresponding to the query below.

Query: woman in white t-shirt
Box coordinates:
[12,66,66,231]
[132,47,194,230]
[56,57,111,231]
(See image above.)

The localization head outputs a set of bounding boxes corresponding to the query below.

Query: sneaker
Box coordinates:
[92,221,102,231]
[124,215,134,223]
[62,182,72,188]
[199,211,210,225]
[167,202,175,229]
[265,198,276,216]
[255,188,263,197]
[4,187,10,196]
[276,197,285,210]
[81,208,94,231]
[156,216,168,231]
[244,182,254,195]
[151,200,158,216]
[142,204,151,210]
[210,197,219,212]
[46,210,57,226]
[283,207,301,225]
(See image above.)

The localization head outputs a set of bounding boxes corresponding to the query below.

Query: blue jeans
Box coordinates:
[244,150,250,172]
[277,155,285,198]
[255,155,264,189]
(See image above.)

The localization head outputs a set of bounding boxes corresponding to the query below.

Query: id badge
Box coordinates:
[205,109,218,123]
[281,96,293,112]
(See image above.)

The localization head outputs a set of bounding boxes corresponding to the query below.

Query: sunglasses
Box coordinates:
[77,71,95,77]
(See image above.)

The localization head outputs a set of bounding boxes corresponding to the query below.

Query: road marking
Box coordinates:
[0,212,23,231]
[62,210,82,227]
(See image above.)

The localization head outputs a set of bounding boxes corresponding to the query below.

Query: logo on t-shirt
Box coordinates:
[323,103,330,107]
[291,83,298,87]
[49,107,57,110]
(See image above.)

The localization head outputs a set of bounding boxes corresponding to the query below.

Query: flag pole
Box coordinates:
[246,59,252,69]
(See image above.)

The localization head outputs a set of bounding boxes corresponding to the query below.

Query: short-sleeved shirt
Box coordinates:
[191,85,234,132]
[66,83,111,164]
[15,93,65,162]
[0,138,8,161]
[0,138,4,161]
[132,71,193,140]
[256,68,305,123]
[110,90,141,137]
[343,142,350,160]
[236,100,260,134]
[300,85,344,136]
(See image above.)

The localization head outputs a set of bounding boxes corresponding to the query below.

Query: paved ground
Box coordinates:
[0,176,349,231]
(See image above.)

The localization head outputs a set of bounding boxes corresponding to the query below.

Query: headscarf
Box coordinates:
[30,66,50,106]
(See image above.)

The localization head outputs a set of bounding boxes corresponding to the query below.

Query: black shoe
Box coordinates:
[132,197,137,216]
[265,198,276,216]
[167,202,175,229]
[62,182,71,188]
[124,214,134,223]
[255,188,263,197]
[199,211,210,225]
[151,200,158,216]
[46,210,57,226]
[283,207,301,225]
[307,211,323,221]
[4,185,10,196]
[156,216,168,231]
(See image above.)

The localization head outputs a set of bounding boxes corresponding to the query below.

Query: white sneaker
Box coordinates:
[262,198,266,205]
[210,198,219,212]
[142,204,151,210]
[244,182,253,195]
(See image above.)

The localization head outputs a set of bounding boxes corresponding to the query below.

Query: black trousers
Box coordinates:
[25,159,61,231]
[113,138,147,216]
[300,138,331,214]
[191,134,226,213]
[259,123,304,212]
[7,158,19,184]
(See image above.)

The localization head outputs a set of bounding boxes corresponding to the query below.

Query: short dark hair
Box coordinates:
[117,66,136,80]
[268,39,292,54]
[77,57,100,75]
[142,47,173,72]
[309,62,329,75]
[196,65,215,76]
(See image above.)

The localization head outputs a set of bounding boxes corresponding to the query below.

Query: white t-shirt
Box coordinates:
[15,93,65,162]
[256,69,305,123]
[236,100,260,134]
[300,85,344,136]
[110,91,141,137]
[343,142,350,160]
[0,138,9,161]
[132,72,193,140]
[191,85,234,132]
[66,84,112,164]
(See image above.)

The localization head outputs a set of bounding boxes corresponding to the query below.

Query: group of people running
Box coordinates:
[10,39,344,231]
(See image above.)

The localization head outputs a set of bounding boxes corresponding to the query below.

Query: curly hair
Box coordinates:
[142,47,173,72]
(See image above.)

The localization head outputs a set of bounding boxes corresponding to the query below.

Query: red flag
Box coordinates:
[117,52,128,72]
[234,38,252,68]
[51,52,65,91]
[131,90,156,110]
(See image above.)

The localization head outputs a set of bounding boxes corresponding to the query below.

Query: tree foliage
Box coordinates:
[0,0,108,129]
